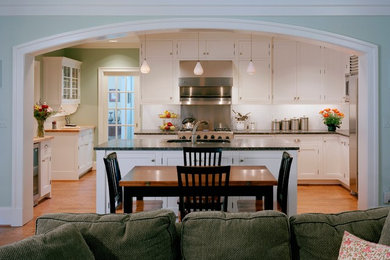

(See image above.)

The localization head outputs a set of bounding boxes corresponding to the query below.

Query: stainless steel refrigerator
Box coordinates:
[346,74,358,195]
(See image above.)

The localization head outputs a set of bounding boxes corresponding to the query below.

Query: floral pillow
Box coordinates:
[338,231,390,260]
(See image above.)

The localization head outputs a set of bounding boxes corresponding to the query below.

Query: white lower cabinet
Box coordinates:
[339,136,350,187]
[49,127,94,180]
[322,136,342,180]
[39,140,52,200]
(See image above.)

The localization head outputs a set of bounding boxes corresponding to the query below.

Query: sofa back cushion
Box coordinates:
[0,223,94,260]
[290,207,390,260]
[36,209,178,260]
[181,211,291,260]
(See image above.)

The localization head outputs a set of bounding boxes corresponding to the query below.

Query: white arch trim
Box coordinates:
[11,18,378,226]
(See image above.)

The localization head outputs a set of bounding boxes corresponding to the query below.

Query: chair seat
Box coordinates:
[237,199,264,212]
[117,200,163,213]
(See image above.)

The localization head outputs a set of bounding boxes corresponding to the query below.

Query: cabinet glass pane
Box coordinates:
[118,77,126,91]
[116,93,126,108]
[108,126,116,141]
[72,68,79,79]
[72,89,78,99]
[127,76,134,91]
[126,126,134,139]
[63,66,70,77]
[127,93,134,107]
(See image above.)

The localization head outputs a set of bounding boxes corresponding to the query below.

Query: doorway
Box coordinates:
[11,19,378,226]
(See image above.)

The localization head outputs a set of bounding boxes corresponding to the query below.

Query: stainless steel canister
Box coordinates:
[272,119,281,131]
[281,118,290,131]
[291,118,300,131]
[300,116,309,131]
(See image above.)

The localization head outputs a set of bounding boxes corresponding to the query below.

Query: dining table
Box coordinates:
[119,165,277,213]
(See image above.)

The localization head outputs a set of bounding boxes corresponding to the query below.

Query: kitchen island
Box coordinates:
[95,138,299,215]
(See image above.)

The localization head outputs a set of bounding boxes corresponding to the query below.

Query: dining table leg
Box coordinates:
[263,186,274,210]
[123,187,133,213]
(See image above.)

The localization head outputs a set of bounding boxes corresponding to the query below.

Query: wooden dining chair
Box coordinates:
[183,147,223,166]
[103,152,163,213]
[237,151,293,214]
[177,165,231,220]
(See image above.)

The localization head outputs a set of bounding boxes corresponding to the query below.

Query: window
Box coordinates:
[107,76,136,140]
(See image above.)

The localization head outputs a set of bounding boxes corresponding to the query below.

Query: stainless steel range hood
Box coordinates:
[179,77,232,105]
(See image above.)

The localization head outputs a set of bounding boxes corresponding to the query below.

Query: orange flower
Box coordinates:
[323,113,329,118]
[324,108,331,112]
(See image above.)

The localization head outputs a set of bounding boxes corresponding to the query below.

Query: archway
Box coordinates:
[12,18,378,226]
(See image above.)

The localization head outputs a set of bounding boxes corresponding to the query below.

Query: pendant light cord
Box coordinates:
[144,34,147,59]
[250,33,253,62]
[197,32,200,61]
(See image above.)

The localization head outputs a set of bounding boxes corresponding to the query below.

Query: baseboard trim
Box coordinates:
[298,179,343,185]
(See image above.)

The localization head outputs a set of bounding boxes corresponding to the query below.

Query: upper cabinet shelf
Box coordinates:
[42,57,82,114]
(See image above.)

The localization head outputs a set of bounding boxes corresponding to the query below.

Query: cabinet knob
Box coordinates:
[151,159,155,162]
[44,144,48,149]
[170,52,172,55]
[240,159,244,162]
[203,52,206,55]
[240,52,243,55]
[170,97,172,100]
[207,52,209,55]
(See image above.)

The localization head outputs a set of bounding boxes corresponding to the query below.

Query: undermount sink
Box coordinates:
[166,139,230,144]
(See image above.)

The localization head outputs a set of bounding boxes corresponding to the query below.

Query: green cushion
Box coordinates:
[36,209,178,260]
[379,211,390,246]
[290,207,390,260]
[0,223,94,260]
[181,211,291,260]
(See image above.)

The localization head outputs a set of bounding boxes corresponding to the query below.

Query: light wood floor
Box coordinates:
[0,170,357,246]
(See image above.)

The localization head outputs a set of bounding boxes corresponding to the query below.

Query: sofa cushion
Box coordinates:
[338,231,390,259]
[379,211,390,246]
[36,209,178,260]
[0,223,94,260]
[290,207,390,260]
[181,211,291,260]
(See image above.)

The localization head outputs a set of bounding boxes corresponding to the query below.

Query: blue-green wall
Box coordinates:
[0,15,389,207]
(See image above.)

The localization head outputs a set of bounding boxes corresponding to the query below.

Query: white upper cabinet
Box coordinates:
[237,59,271,104]
[42,57,82,112]
[202,39,235,60]
[323,47,348,103]
[238,39,270,59]
[140,39,177,104]
[273,39,297,104]
[296,43,323,103]
[177,39,199,60]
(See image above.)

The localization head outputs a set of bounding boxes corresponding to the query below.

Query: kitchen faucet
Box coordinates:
[191,120,209,144]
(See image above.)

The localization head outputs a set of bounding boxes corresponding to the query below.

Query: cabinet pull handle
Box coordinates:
[151,159,155,162]
[240,159,244,162]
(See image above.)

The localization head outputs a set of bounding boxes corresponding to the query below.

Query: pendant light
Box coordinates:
[194,32,204,76]
[247,33,256,75]
[140,34,151,74]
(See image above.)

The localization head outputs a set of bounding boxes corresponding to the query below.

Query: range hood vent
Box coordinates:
[179,77,232,105]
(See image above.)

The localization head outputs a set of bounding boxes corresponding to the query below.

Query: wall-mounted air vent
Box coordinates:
[350,55,358,75]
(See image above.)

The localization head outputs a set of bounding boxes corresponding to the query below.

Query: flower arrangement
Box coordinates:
[34,103,55,121]
[34,103,55,137]
[319,108,344,130]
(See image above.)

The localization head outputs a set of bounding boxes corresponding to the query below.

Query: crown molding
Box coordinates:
[1,1,390,16]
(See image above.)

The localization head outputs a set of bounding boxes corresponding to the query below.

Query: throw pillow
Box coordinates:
[379,211,390,246]
[0,223,94,260]
[338,231,390,260]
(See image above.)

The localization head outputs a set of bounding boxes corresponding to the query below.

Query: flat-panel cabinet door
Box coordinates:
[296,43,322,103]
[141,59,174,103]
[145,40,174,59]
[204,40,235,60]
[238,40,270,59]
[298,142,320,179]
[238,59,271,104]
[177,40,199,60]
[273,40,297,104]
[323,47,347,103]
[322,136,342,179]
[40,154,51,198]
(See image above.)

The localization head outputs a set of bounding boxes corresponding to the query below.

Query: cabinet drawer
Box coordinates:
[40,140,51,159]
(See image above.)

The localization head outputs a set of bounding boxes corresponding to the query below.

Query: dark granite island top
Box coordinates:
[94,138,299,151]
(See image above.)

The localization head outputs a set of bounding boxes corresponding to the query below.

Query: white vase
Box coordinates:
[236,121,245,131]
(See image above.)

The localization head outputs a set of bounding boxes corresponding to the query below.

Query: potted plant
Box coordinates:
[319,108,344,131]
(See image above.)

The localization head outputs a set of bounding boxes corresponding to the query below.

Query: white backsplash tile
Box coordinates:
[141,103,350,131]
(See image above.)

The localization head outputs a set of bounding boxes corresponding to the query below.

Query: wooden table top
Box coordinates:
[120,166,277,187]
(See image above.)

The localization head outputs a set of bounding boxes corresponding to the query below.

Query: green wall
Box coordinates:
[0,15,389,207]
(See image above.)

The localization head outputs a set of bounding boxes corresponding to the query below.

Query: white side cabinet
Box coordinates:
[42,57,82,111]
[339,136,350,187]
[48,127,94,180]
[39,139,52,200]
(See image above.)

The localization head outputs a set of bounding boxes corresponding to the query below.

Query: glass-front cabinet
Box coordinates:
[43,57,82,113]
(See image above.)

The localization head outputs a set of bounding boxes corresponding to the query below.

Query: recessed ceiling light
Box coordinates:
[109,40,118,43]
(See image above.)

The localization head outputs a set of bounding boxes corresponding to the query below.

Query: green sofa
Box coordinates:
[0,207,389,260]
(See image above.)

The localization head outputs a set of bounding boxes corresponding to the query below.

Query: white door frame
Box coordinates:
[97,67,140,145]
[10,18,378,226]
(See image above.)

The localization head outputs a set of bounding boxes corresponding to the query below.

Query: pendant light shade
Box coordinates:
[140,34,150,74]
[194,32,204,76]
[247,60,256,75]
[247,33,255,75]
[194,61,204,76]
[140,59,151,74]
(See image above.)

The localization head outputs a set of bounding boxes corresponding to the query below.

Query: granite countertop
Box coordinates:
[45,125,95,133]
[135,129,349,137]
[94,138,300,151]
[33,136,54,143]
